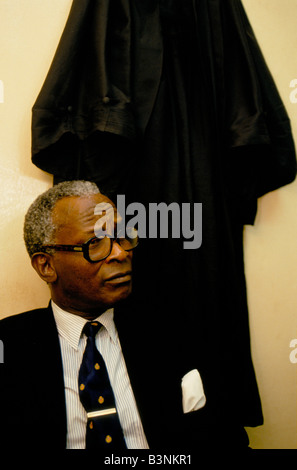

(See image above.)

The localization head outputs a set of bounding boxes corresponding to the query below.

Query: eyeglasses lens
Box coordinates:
[88,237,110,261]
[88,229,138,262]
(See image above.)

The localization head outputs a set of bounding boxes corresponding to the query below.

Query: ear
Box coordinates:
[31,253,58,284]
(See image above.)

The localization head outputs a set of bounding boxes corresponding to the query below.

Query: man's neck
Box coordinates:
[50,297,110,320]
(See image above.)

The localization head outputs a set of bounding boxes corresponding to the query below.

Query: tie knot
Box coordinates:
[83,321,101,338]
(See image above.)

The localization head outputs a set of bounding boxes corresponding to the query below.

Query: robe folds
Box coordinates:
[31,0,296,432]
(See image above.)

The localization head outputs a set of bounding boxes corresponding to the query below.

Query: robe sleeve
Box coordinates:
[217,0,296,222]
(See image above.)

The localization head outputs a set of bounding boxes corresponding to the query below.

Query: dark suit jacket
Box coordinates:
[0,302,251,451]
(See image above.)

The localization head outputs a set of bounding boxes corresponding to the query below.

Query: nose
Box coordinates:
[105,239,130,263]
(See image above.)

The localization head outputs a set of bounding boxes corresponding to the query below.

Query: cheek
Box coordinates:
[54,255,104,287]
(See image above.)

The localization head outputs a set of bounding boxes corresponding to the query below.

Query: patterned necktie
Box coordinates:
[78,321,127,449]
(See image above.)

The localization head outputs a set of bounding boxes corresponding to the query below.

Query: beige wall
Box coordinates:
[242,0,297,449]
[0,0,73,314]
[0,0,296,449]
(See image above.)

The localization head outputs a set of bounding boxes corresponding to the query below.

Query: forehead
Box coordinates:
[52,194,118,237]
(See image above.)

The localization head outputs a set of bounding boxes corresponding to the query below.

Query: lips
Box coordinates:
[105,271,132,284]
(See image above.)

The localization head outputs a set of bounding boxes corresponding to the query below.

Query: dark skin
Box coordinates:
[31,194,133,320]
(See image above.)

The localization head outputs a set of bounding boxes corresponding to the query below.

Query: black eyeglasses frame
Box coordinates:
[40,234,139,263]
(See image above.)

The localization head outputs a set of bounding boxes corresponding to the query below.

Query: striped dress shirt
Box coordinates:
[51,301,149,449]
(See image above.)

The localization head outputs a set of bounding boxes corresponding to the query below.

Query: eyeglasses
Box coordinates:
[40,227,139,263]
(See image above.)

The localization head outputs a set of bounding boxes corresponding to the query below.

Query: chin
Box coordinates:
[108,284,132,306]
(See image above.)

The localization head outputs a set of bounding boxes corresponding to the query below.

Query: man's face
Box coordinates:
[49,193,133,318]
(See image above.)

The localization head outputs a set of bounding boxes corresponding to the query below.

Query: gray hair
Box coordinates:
[24,180,100,258]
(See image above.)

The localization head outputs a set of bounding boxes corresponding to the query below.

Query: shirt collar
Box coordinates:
[51,300,117,350]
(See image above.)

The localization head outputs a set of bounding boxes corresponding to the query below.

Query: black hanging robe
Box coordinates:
[31,0,296,442]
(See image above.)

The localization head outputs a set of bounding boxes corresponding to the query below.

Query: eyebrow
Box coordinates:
[79,219,123,243]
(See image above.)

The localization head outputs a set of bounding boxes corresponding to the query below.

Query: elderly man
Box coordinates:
[0,180,250,452]
[0,181,149,450]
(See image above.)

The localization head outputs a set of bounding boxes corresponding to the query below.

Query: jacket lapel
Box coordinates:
[34,305,67,447]
[0,305,67,449]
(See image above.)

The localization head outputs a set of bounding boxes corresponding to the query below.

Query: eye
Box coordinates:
[89,237,104,246]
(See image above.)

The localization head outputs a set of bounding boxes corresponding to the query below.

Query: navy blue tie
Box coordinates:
[78,321,127,449]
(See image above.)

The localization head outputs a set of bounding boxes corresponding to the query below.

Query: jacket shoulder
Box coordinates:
[0,306,53,336]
